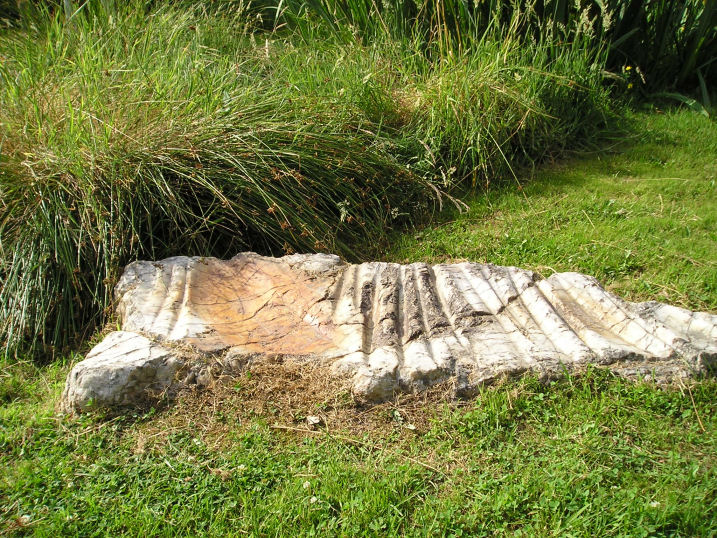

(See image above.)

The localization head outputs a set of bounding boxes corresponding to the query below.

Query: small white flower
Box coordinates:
[310,496,318,504]
[302,481,311,489]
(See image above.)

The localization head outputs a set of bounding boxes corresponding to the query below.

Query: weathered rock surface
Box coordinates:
[61,253,717,412]
[60,331,185,412]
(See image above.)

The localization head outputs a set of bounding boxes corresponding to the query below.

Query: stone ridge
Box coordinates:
[61,253,717,412]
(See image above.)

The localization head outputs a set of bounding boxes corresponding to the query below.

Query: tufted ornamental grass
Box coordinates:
[0,4,435,358]
[0,1,615,359]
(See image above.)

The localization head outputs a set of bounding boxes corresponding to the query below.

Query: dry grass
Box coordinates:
[128,357,465,457]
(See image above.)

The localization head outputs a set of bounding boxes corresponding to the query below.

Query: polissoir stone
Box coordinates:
[61,253,717,412]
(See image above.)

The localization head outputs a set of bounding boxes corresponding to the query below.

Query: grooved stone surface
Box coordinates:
[62,253,717,412]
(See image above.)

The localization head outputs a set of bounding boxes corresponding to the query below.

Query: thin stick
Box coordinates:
[685,384,706,433]
[269,424,445,475]
[581,209,595,229]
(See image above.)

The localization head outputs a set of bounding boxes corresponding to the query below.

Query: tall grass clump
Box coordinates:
[285,0,716,97]
[0,3,432,358]
[282,0,613,184]
[1,0,618,359]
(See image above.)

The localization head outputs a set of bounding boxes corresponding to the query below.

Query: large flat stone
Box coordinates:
[61,253,717,412]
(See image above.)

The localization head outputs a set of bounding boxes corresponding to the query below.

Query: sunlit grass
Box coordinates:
[1,357,715,536]
[388,108,717,312]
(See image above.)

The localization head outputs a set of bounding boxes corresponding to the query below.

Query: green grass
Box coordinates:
[1,108,716,536]
[1,362,715,536]
[282,0,716,95]
[388,108,717,313]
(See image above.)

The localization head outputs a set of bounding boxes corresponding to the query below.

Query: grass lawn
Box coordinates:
[1,109,716,536]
